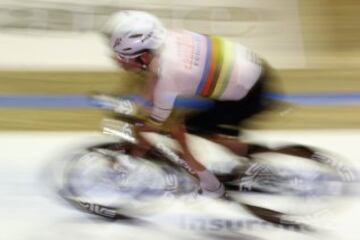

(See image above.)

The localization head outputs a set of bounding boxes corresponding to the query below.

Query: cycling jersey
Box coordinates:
[150,30,263,123]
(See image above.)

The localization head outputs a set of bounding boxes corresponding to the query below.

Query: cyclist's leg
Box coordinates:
[170,124,225,197]
[171,124,206,172]
[176,87,264,197]
[207,134,250,156]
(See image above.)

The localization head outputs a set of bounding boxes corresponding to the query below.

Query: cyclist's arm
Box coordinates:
[132,57,177,156]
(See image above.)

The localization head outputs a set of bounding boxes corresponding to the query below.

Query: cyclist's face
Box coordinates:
[116,52,152,72]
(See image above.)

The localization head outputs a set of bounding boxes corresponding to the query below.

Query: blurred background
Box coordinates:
[0,0,359,130]
[1,2,360,240]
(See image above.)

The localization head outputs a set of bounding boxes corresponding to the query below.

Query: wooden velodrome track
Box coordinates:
[0,0,359,130]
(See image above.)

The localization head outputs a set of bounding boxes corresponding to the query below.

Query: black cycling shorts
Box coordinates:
[185,61,276,137]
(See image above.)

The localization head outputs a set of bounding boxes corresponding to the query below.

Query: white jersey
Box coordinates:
[150,30,262,123]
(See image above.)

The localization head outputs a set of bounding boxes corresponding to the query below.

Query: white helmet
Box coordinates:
[103,11,167,58]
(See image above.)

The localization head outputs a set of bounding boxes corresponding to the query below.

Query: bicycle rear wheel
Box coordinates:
[225,144,354,219]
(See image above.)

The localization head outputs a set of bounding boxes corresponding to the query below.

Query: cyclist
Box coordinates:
[103,10,277,198]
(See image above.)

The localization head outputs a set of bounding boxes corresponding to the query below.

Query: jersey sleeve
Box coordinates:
[149,76,178,124]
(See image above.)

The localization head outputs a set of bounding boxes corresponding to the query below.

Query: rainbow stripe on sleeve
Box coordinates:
[196,35,236,98]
